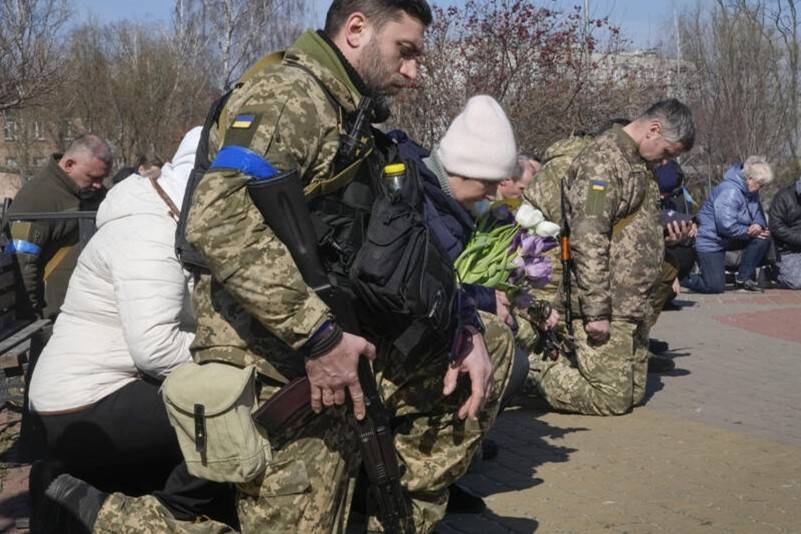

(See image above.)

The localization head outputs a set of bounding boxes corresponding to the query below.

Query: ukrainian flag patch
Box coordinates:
[590,179,607,191]
[232,114,255,129]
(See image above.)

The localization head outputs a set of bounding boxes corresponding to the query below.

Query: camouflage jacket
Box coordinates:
[561,125,663,324]
[524,135,592,223]
[185,30,368,381]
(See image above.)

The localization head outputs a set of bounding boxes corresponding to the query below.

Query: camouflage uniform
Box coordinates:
[523,136,592,306]
[529,125,663,416]
[93,30,514,534]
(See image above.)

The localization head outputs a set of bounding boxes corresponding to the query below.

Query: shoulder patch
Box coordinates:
[223,112,263,148]
[232,114,256,129]
[586,179,608,215]
[590,179,607,191]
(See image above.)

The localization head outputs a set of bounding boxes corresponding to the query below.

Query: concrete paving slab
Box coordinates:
[2,289,800,533]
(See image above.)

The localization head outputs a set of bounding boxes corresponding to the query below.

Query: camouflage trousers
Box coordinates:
[93,312,515,534]
[529,319,648,416]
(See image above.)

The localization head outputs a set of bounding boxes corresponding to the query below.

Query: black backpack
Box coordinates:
[349,158,457,355]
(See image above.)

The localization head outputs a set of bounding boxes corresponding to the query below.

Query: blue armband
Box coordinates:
[210,146,279,181]
[5,239,41,256]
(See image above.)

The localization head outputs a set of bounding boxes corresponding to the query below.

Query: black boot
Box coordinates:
[446,484,485,514]
[648,339,669,355]
[38,474,109,534]
[29,460,66,534]
[648,355,676,374]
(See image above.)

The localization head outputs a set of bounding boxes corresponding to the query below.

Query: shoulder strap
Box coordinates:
[611,204,642,238]
[174,89,236,272]
[284,63,373,201]
[44,245,74,280]
[149,176,180,221]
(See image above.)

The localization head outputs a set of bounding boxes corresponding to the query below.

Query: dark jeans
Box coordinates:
[33,379,235,522]
[666,244,697,281]
[682,237,771,294]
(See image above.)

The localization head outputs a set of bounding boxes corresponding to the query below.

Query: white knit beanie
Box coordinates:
[435,95,517,181]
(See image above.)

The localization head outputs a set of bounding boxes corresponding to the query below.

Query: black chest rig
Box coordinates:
[309,125,393,293]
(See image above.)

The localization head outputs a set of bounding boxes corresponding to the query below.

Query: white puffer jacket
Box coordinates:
[29,127,202,412]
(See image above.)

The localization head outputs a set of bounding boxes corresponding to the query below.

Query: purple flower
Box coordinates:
[520,234,545,258]
[491,203,513,223]
[541,236,559,253]
[524,257,552,288]
[509,229,525,253]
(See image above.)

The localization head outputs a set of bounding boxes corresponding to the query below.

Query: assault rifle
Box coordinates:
[247,96,414,534]
[527,299,575,361]
[332,95,373,174]
[559,179,575,343]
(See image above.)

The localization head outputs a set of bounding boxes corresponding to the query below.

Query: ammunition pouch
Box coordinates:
[162,362,271,483]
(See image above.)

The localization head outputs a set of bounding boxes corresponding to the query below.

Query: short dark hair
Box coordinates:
[324,0,433,36]
[640,98,695,151]
[135,154,164,169]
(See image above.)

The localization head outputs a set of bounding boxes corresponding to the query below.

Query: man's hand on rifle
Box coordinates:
[543,307,560,330]
[306,333,376,421]
[585,319,610,343]
[443,328,494,420]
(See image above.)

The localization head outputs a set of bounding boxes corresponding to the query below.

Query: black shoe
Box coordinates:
[648,355,675,374]
[446,484,486,514]
[648,339,669,355]
[481,438,499,461]
[736,279,764,293]
[662,300,683,311]
[39,474,108,534]
[29,460,66,534]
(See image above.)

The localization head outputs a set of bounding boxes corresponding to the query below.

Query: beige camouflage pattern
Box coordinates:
[530,319,648,415]
[528,125,663,415]
[370,311,515,532]
[524,135,593,225]
[93,30,515,533]
[560,124,664,323]
[523,136,591,306]
[94,494,235,533]
[186,31,363,365]
[93,312,515,534]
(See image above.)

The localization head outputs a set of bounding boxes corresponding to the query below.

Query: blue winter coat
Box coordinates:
[389,130,497,315]
[695,164,768,253]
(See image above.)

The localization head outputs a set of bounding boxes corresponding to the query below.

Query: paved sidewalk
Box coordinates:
[442,288,801,533]
[2,289,800,533]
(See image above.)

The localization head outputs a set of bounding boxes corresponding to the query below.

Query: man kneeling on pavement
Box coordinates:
[36,1,517,533]
[528,99,696,416]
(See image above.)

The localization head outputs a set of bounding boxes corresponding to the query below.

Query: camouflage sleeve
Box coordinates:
[186,77,337,351]
[566,157,625,321]
[8,220,48,318]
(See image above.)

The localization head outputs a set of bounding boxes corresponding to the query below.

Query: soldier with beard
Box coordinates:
[7,134,111,320]
[38,2,514,533]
